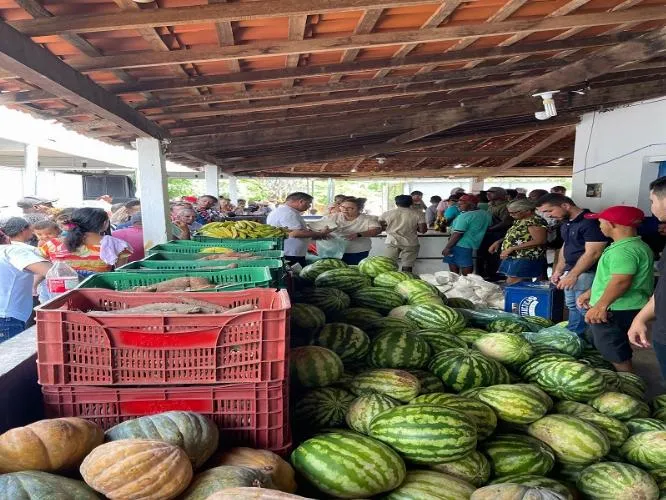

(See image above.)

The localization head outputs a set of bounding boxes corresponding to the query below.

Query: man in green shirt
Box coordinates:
[577,205,654,372]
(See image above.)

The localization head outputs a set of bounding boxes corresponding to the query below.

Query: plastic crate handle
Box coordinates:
[116,328,221,348]
[120,399,213,414]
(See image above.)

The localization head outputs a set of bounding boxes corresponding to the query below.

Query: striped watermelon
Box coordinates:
[290,303,326,347]
[290,346,344,388]
[345,393,401,434]
[477,384,552,424]
[431,451,491,487]
[374,271,414,288]
[406,304,466,333]
[407,291,445,306]
[366,317,418,338]
[406,370,446,394]
[314,268,371,293]
[627,418,666,435]
[299,258,347,281]
[457,328,490,346]
[291,430,406,498]
[411,393,497,440]
[653,408,666,422]
[395,280,441,300]
[481,434,556,477]
[350,369,421,402]
[388,305,415,319]
[532,361,606,402]
[589,392,650,421]
[523,330,584,357]
[294,387,356,429]
[369,404,477,464]
[471,484,570,500]
[579,352,616,371]
[358,256,399,278]
[368,331,431,369]
[596,368,622,392]
[312,323,370,363]
[446,298,476,309]
[384,470,475,500]
[428,348,509,393]
[652,395,666,412]
[333,307,383,330]
[490,474,573,500]
[555,463,587,484]
[621,431,666,470]
[415,329,468,352]
[351,287,404,314]
[554,400,598,416]
[487,319,525,334]
[524,316,554,328]
[618,372,647,400]
[650,468,666,495]
[577,412,629,448]
[577,462,659,500]
[475,333,533,366]
[527,414,611,465]
[519,353,577,381]
[300,288,350,318]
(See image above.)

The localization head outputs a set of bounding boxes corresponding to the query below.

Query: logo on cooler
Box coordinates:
[518,296,539,316]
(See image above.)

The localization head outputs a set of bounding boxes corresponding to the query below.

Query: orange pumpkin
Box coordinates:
[0,417,103,473]
[211,447,297,493]
[80,439,193,500]
[205,488,311,500]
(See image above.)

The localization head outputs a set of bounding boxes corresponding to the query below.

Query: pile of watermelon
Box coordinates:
[288,256,666,500]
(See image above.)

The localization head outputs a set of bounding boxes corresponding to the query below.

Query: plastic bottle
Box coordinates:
[46,261,79,294]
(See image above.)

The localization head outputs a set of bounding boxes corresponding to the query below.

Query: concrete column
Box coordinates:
[204,164,220,197]
[227,175,238,204]
[137,138,170,247]
[327,178,335,205]
[23,144,38,196]
[403,182,412,195]
[471,177,485,193]
[382,182,389,213]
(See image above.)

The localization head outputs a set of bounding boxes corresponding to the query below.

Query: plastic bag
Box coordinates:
[316,235,347,259]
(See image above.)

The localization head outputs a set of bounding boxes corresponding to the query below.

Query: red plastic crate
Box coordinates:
[36,289,290,386]
[42,382,291,453]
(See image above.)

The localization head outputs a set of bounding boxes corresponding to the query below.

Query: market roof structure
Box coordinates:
[1,0,665,178]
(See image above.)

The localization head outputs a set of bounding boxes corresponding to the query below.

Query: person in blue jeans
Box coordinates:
[537,194,607,337]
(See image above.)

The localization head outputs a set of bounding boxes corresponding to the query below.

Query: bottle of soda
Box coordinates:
[46,261,79,295]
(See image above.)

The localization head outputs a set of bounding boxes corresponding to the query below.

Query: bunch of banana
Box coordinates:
[199,246,234,254]
[198,221,289,239]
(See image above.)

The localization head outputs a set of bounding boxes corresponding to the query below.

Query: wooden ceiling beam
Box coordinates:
[283,15,309,89]
[63,8,666,72]
[236,166,574,178]
[492,127,576,173]
[0,22,166,139]
[330,8,384,83]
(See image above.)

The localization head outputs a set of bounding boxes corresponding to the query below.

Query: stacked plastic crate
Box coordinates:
[35,238,291,455]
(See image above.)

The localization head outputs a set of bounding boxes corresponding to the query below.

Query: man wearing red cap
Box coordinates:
[577,206,653,372]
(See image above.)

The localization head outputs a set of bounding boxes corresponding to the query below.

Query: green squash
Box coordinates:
[181,466,273,500]
[0,471,100,500]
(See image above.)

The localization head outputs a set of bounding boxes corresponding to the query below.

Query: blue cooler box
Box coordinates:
[504,282,564,322]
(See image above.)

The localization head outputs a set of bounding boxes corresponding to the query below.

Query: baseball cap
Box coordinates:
[584,206,645,227]
[17,196,57,208]
[487,187,507,197]
[459,194,479,204]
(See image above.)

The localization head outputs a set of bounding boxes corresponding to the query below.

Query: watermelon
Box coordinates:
[407,292,445,307]
[350,368,421,402]
[314,268,371,293]
[487,319,525,334]
[653,408,666,422]
[384,470,476,500]
[576,412,629,448]
[446,298,476,309]
[368,331,431,369]
[554,400,598,416]
[395,280,441,300]
[471,484,570,500]
[406,369,446,394]
[577,462,659,500]
[618,372,647,400]
[291,430,406,498]
[475,333,533,366]
[345,393,401,434]
[532,361,606,402]
[477,384,551,424]
[490,474,573,500]
[299,258,347,281]
[388,305,414,319]
[333,307,383,330]
[579,353,616,371]
[555,463,587,484]
[431,451,491,487]
[290,303,326,346]
[457,328,490,346]
[524,316,554,328]
[415,329,468,352]
[626,418,666,435]
[290,346,344,388]
[369,404,477,464]
[358,256,399,277]
[621,431,666,470]
[366,317,417,338]
[428,348,509,393]
[523,330,584,357]
[519,353,577,381]
[351,287,404,314]
[652,395,666,412]
[411,393,497,440]
[374,271,414,288]
[596,368,622,391]
[527,414,611,465]
[482,433,556,477]
[299,288,350,318]
[650,468,666,494]
[589,392,650,421]
[406,304,466,333]
[294,387,356,429]
[312,323,370,363]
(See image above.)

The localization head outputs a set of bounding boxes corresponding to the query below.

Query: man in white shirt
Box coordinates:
[0,217,52,342]
[267,192,331,266]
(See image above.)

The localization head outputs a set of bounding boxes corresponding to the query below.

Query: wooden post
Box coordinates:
[137,138,170,248]
[327,178,335,206]
[204,164,220,197]
[23,144,38,196]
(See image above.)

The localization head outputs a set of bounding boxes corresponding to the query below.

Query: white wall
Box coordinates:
[572,97,666,213]
[407,179,474,198]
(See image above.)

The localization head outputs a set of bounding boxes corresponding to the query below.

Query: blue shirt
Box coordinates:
[560,209,608,271]
[444,205,460,222]
[451,210,492,249]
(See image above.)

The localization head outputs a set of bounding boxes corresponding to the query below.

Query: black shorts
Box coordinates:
[587,309,640,363]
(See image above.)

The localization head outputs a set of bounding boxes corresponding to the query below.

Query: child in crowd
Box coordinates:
[379,195,427,273]
[32,220,61,303]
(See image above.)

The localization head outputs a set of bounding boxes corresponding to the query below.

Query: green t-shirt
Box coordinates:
[451,209,492,249]
[590,236,654,311]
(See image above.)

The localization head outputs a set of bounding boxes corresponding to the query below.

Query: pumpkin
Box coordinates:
[105,411,218,468]
[80,439,193,500]
[205,488,312,500]
[471,484,569,500]
[182,466,273,500]
[0,417,104,474]
[211,447,297,493]
[0,470,101,500]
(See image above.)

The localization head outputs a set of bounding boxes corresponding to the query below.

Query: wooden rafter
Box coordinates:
[492,127,575,174]
[330,8,384,83]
